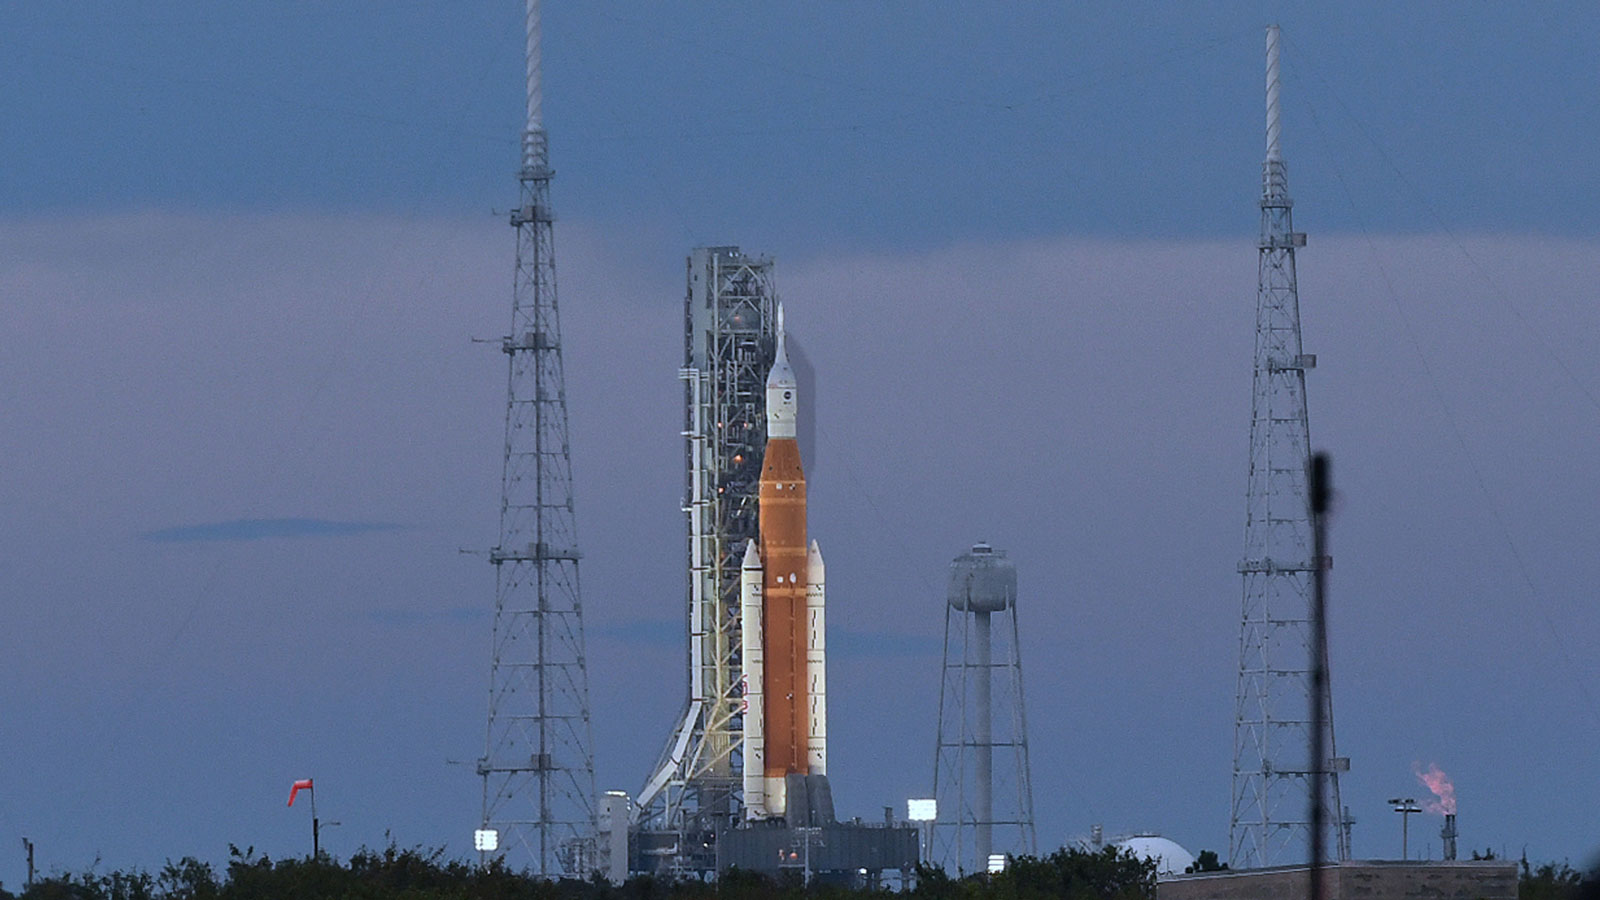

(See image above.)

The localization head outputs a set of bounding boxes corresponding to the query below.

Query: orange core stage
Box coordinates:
[758,437,809,778]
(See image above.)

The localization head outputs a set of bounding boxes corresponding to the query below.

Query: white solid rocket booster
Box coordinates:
[740,541,766,818]
[806,539,826,776]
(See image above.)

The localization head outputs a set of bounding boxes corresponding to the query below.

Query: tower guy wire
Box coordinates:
[1286,59,1600,731]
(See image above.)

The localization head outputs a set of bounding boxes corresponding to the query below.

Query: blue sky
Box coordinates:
[3,1,1600,886]
[5,3,1600,246]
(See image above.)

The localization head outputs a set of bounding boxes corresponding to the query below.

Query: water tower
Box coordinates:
[932,543,1037,874]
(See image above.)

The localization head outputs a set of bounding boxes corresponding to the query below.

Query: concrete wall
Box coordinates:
[1159,860,1517,900]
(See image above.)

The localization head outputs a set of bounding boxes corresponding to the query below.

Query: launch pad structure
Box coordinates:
[633,247,778,873]
[621,250,918,884]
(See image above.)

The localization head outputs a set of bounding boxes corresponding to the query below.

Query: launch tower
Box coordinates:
[1229,25,1349,868]
[635,248,778,873]
[477,0,597,877]
[932,543,1036,875]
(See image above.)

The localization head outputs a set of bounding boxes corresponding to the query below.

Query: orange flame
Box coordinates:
[1413,762,1456,815]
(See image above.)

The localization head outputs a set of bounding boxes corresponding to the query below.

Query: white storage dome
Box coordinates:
[1111,834,1196,877]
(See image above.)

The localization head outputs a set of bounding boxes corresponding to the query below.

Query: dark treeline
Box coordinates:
[7,845,1597,900]
[1517,856,1600,900]
[1,845,1155,900]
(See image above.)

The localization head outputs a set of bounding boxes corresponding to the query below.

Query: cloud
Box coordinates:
[367,606,486,627]
[830,629,936,659]
[593,619,684,647]
[140,517,405,543]
[591,620,930,657]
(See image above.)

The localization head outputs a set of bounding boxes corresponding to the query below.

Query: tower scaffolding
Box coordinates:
[633,247,777,874]
[477,0,597,877]
[1228,24,1349,869]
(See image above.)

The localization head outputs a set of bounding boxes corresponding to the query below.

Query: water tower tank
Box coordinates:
[948,542,1015,613]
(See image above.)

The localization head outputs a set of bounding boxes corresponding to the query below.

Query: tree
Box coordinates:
[1184,851,1226,874]
[1518,855,1599,900]
[6,840,1170,900]
[983,846,1156,900]
[155,859,217,900]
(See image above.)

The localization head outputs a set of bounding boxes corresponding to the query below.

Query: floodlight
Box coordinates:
[474,829,499,852]
[906,798,937,822]
[987,853,1007,874]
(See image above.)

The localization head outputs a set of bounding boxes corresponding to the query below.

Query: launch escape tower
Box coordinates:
[933,543,1037,875]
[635,248,778,873]
[477,0,597,877]
[1229,25,1349,869]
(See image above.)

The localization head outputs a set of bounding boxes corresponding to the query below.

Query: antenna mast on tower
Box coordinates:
[478,0,597,877]
[1229,25,1349,869]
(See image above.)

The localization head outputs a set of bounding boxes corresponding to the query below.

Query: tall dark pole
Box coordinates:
[1388,798,1420,859]
[22,838,34,890]
[1309,452,1331,900]
[311,788,319,859]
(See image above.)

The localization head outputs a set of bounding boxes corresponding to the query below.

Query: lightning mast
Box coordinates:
[478,0,597,876]
[1229,25,1348,869]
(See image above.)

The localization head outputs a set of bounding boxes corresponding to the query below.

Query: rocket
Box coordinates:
[741,308,826,821]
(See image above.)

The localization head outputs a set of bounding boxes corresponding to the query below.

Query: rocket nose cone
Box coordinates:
[766,303,797,389]
[766,346,796,390]
[765,306,799,438]
[743,539,762,568]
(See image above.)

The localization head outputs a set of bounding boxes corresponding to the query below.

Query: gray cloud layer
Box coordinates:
[142,518,405,542]
[2,214,1596,876]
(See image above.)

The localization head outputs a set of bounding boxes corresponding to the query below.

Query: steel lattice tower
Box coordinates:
[635,248,777,874]
[477,0,597,877]
[1229,25,1348,869]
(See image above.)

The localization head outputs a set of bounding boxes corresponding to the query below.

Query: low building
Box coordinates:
[1159,860,1516,900]
[716,820,919,888]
